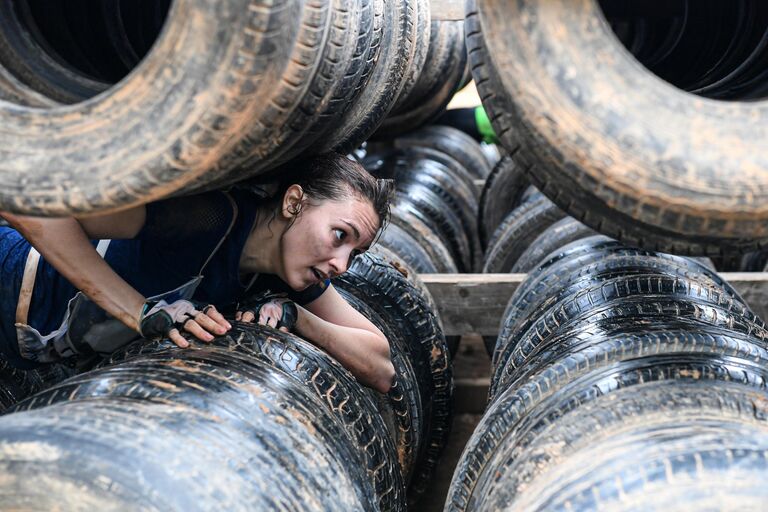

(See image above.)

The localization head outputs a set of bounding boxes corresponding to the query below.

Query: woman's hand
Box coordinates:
[140,300,231,348]
[236,292,298,332]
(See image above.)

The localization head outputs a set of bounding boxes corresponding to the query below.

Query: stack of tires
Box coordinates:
[479,156,589,274]
[364,125,490,274]
[0,253,452,510]
[0,0,468,217]
[447,236,768,511]
[466,0,768,256]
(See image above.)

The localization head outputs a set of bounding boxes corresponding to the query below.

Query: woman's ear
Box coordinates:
[282,184,304,219]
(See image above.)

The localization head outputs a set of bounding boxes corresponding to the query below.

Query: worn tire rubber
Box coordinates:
[334,253,453,505]
[0,0,308,216]
[511,217,596,272]
[478,155,529,248]
[393,124,492,180]
[5,325,403,510]
[323,0,417,152]
[447,327,768,511]
[482,196,566,273]
[467,0,768,255]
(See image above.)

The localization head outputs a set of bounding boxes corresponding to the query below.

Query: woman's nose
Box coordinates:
[329,248,352,276]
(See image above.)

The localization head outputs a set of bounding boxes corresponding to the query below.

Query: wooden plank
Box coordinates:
[431,0,464,20]
[422,273,768,336]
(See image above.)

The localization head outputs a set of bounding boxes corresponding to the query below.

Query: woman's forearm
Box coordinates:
[294,306,395,393]
[3,214,145,331]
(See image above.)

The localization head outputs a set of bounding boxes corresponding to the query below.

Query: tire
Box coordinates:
[0,1,111,102]
[0,359,72,412]
[390,204,459,273]
[477,379,768,512]
[447,327,768,511]
[369,243,460,358]
[322,0,417,152]
[377,222,439,274]
[6,325,403,510]
[482,196,566,273]
[0,0,308,216]
[492,270,766,398]
[334,253,453,505]
[367,146,480,271]
[468,0,768,255]
[189,0,364,191]
[511,217,595,272]
[478,155,529,248]
[374,20,467,138]
[387,0,431,116]
[393,124,492,180]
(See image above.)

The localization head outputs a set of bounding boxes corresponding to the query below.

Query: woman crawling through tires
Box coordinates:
[0,153,397,393]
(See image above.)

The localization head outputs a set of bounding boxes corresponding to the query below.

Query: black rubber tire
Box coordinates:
[375,21,468,138]
[0,359,73,412]
[389,204,459,273]
[467,0,768,255]
[387,0,431,116]
[323,0,417,152]
[191,0,366,192]
[393,124,492,180]
[0,1,111,102]
[482,196,566,273]
[0,0,311,216]
[473,379,768,511]
[478,155,529,248]
[377,222,440,274]
[369,242,461,358]
[6,325,403,511]
[367,146,480,271]
[334,253,453,505]
[447,328,768,511]
[491,270,766,398]
[0,63,58,107]
[511,217,596,272]
[492,240,755,367]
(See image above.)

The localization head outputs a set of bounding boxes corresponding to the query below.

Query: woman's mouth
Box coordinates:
[311,267,324,282]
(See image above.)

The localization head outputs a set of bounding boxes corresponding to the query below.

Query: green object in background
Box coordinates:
[474,105,498,145]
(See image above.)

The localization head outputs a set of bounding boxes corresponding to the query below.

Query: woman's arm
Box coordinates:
[0,209,229,346]
[297,286,395,393]
[240,285,395,392]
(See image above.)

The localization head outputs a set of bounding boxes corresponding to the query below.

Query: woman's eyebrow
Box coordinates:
[342,220,361,239]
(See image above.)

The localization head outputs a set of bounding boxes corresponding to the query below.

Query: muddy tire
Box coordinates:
[0,1,313,216]
[3,325,404,510]
[482,196,566,273]
[389,204,459,273]
[393,124,492,180]
[492,266,764,398]
[322,0,417,152]
[478,155,530,248]
[467,0,768,254]
[511,217,595,272]
[375,20,467,138]
[334,253,453,505]
[446,329,768,511]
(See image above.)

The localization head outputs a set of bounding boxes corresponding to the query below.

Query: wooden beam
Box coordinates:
[431,0,464,21]
[422,273,768,336]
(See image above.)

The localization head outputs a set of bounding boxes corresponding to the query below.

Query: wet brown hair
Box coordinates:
[277,152,394,234]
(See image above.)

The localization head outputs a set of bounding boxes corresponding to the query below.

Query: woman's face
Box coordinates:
[279,192,380,290]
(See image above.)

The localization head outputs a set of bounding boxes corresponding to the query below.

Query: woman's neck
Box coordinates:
[239,208,284,276]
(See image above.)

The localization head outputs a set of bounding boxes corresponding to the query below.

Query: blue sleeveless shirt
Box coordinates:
[0,190,329,367]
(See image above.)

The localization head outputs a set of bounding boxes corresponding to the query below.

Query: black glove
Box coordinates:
[139,299,213,340]
[237,290,298,331]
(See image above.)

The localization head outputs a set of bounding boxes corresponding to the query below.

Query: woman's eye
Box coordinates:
[333,229,346,241]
